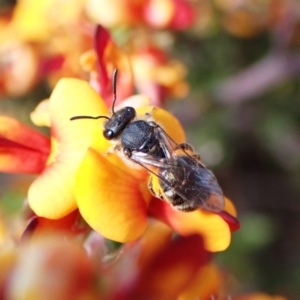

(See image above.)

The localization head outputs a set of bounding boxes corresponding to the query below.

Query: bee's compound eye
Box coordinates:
[103,129,114,140]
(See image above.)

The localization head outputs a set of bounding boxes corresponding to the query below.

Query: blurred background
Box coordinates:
[1,0,300,299]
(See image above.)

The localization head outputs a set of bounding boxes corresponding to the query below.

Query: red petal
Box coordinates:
[0,145,48,174]
[0,117,50,173]
[94,25,133,105]
[94,25,110,96]
[115,235,210,300]
[40,55,65,75]
[169,0,195,30]
[0,116,50,154]
[143,0,195,30]
[217,210,240,232]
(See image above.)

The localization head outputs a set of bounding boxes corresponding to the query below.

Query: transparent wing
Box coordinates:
[129,126,225,212]
[154,126,197,160]
[190,165,225,212]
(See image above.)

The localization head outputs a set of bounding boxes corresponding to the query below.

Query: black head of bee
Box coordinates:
[70,69,160,156]
[102,106,136,140]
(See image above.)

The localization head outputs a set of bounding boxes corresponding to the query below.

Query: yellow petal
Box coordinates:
[170,210,231,252]
[224,197,237,216]
[150,198,231,252]
[29,79,108,219]
[30,99,51,127]
[12,0,86,41]
[136,106,186,144]
[75,148,148,242]
[11,0,53,41]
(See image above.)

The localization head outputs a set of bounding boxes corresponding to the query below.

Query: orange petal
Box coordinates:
[136,106,186,144]
[179,263,222,300]
[117,235,210,300]
[236,293,287,300]
[131,219,173,268]
[224,196,237,217]
[149,198,232,252]
[21,211,81,242]
[75,148,148,242]
[28,79,108,219]
[130,45,189,104]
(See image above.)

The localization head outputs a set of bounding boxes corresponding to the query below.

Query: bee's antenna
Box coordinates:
[112,68,118,114]
[70,69,118,122]
[70,115,109,121]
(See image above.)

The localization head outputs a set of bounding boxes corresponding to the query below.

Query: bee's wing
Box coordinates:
[154,126,224,211]
[166,155,224,213]
[129,152,175,178]
[154,126,180,159]
[192,166,225,212]
[202,193,225,212]
[129,152,225,213]
[154,126,206,168]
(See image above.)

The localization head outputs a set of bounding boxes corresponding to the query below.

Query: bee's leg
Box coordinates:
[164,187,196,212]
[179,143,201,161]
[191,153,201,161]
[179,143,194,152]
[123,147,132,158]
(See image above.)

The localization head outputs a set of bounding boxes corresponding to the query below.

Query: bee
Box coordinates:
[70,69,224,213]
[126,124,224,212]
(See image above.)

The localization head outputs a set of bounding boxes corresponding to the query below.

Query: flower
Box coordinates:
[0,40,41,97]
[27,78,108,219]
[81,25,189,106]
[129,45,189,105]
[116,220,222,300]
[112,234,211,300]
[0,221,216,299]
[25,77,238,251]
[235,293,287,300]
[0,0,93,96]
[86,0,195,30]
[0,220,286,299]
[80,25,134,105]
[2,234,98,300]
